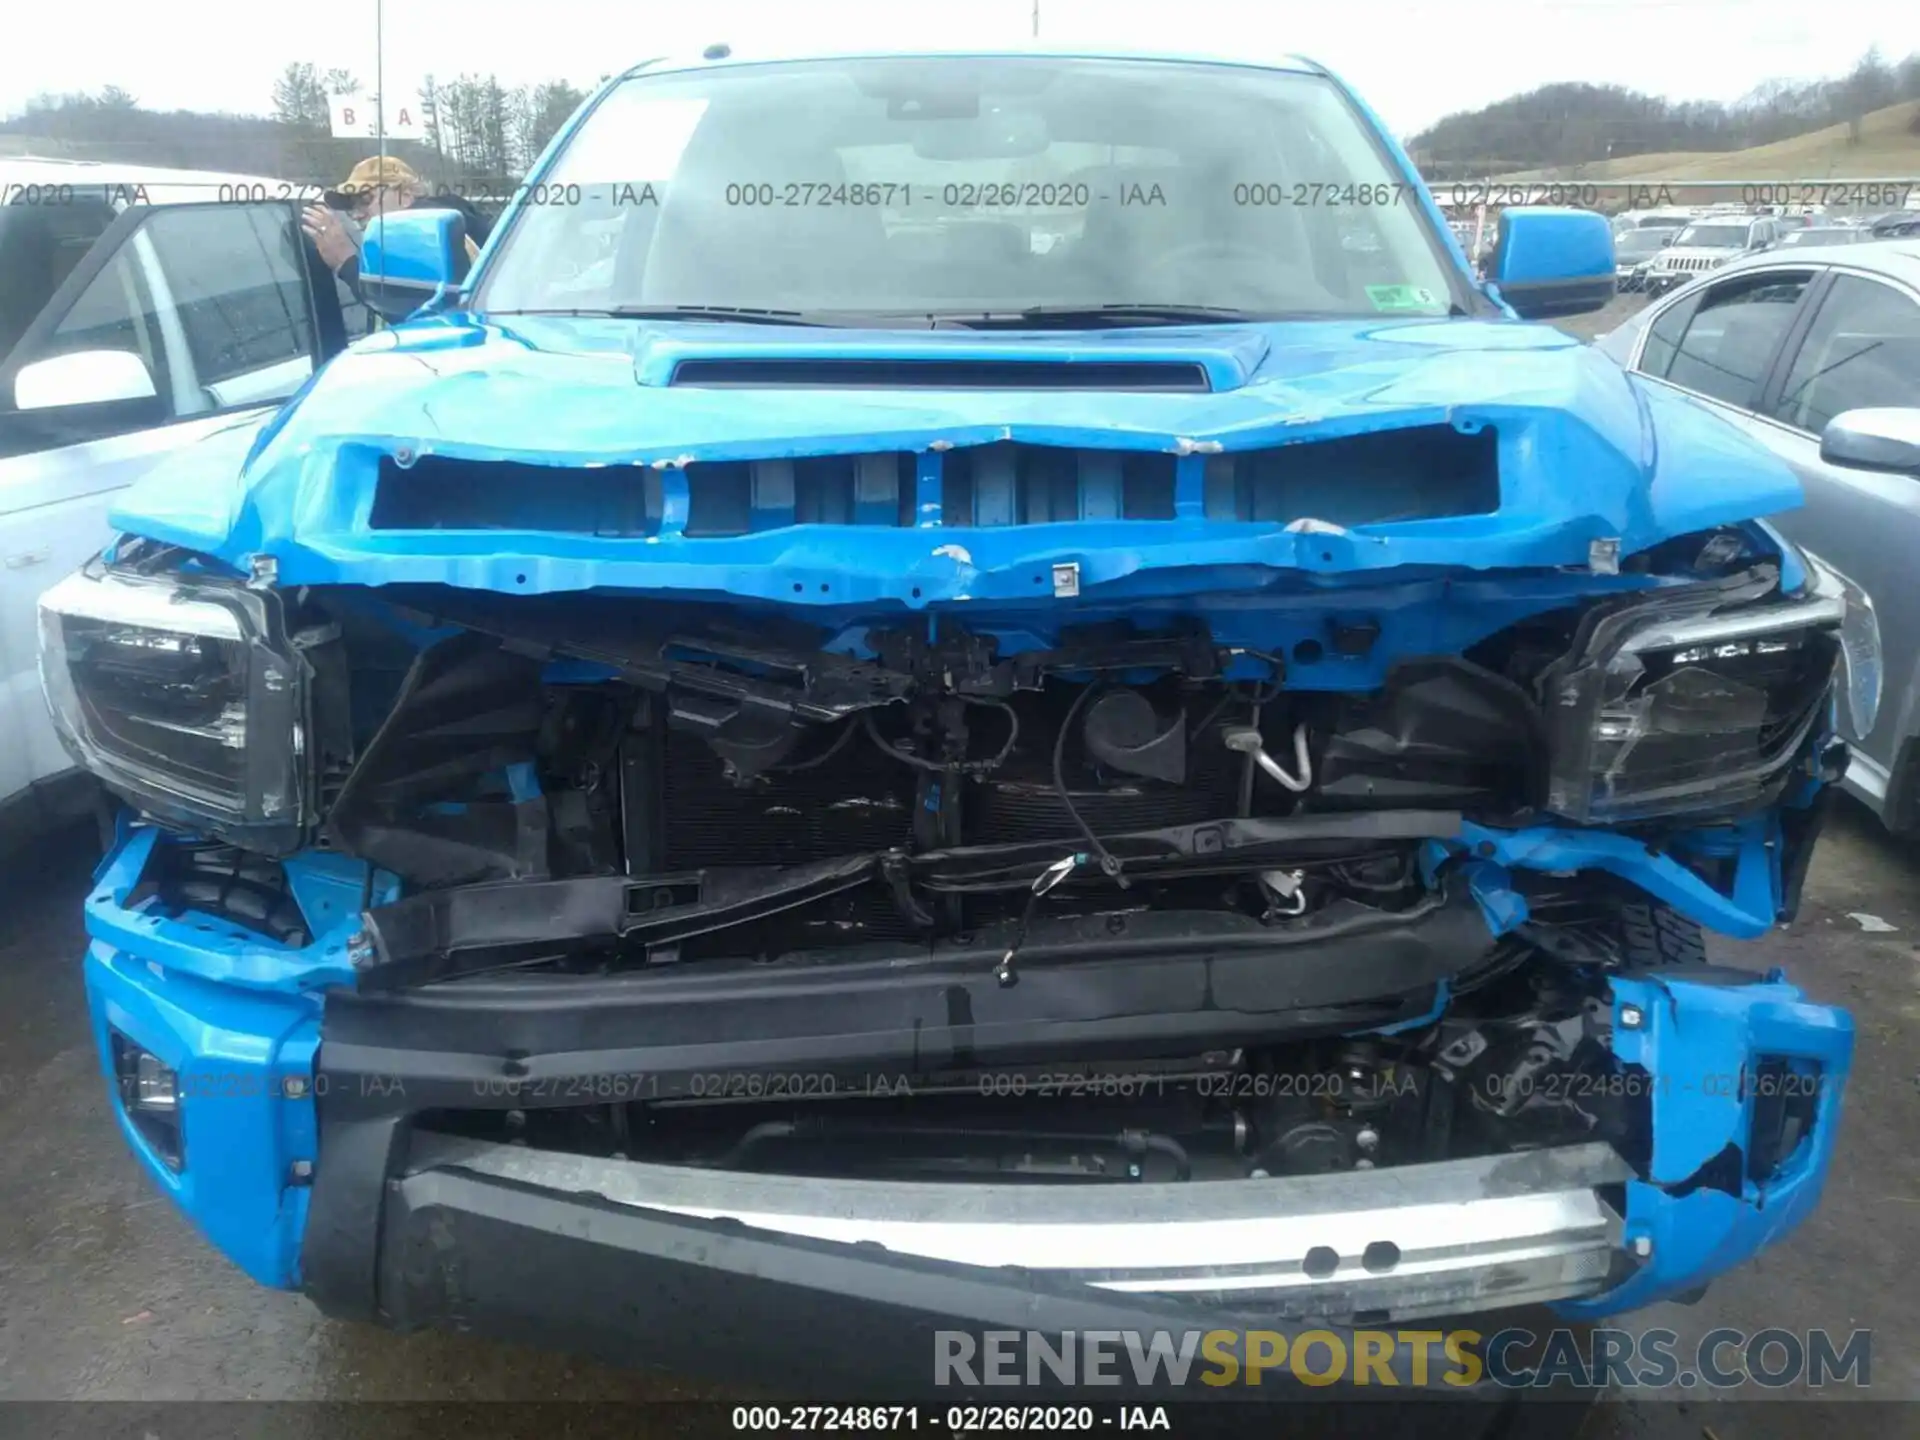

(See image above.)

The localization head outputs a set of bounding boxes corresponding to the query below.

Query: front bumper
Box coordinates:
[80,819,1854,1388]
[339,1136,1622,1391]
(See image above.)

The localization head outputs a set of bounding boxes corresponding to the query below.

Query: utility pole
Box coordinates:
[375,0,386,289]
[1032,0,1039,38]
[375,0,386,169]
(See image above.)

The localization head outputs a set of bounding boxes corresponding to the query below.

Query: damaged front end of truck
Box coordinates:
[36,49,1872,1392]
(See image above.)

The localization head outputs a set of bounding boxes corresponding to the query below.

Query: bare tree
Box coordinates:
[272,62,329,131]
[1835,46,1896,143]
[526,81,587,162]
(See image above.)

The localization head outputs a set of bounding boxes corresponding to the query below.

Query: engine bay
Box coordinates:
[53,533,1846,1191]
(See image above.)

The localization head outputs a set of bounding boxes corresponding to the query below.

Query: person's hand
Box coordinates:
[302,205,358,272]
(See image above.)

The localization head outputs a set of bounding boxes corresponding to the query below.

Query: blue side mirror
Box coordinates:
[1486,207,1616,320]
[360,209,469,320]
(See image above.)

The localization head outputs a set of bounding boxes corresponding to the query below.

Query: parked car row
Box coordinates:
[1635,210,1919,294]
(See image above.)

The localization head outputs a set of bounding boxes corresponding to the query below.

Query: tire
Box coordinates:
[1613,899,1706,968]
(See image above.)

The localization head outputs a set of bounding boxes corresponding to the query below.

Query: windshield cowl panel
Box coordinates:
[475,56,1467,325]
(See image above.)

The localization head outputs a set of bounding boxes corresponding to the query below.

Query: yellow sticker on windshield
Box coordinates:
[1366,284,1441,311]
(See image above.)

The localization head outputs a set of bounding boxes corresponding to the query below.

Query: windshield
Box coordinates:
[1781,228,1853,246]
[476,57,1462,322]
[1615,229,1674,257]
[1675,223,1750,248]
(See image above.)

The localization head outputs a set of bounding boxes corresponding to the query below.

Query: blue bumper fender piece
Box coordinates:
[79,824,394,1289]
[85,943,319,1288]
[1557,970,1854,1317]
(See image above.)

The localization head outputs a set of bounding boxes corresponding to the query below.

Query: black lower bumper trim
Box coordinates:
[359,1155,1524,1397]
[316,888,1492,1118]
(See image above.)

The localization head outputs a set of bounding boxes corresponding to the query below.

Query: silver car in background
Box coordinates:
[1613,225,1680,290]
[1777,226,1871,249]
[1597,239,1920,833]
[1644,216,1783,293]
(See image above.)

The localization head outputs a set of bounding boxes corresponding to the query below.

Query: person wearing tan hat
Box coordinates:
[301,155,486,301]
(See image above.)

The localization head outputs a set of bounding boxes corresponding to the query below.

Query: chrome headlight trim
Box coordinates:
[1801,552,1882,743]
[1541,562,1844,823]
[1616,587,1844,656]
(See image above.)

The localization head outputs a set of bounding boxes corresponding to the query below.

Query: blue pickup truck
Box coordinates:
[27,45,1870,1392]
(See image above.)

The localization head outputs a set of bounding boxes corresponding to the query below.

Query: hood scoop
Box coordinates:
[667,356,1213,391]
[632,327,1271,393]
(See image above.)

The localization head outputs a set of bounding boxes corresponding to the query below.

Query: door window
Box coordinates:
[0,197,119,368]
[1639,270,1812,409]
[1768,274,1920,435]
[0,202,329,458]
[40,245,172,388]
[1636,290,1699,381]
[141,205,315,389]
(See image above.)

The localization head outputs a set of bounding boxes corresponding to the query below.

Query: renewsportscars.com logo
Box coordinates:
[934,1327,1872,1390]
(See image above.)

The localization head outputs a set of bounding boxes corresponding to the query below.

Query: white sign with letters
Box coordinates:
[328,93,425,141]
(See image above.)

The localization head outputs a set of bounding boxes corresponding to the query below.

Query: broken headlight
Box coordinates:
[1543,562,1857,823]
[37,564,316,853]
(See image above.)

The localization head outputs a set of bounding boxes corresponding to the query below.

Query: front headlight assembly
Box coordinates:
[1542,559,1867,824]
[37,563,325,854]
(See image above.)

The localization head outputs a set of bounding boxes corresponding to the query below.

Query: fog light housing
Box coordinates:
[110,1032,183,1171]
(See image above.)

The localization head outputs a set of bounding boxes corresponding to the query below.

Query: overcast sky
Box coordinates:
[0,0,1902,136]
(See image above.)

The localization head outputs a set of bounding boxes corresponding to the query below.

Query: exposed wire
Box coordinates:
[766,718,859,773]
[1053,684,1126,883]
[919,847,1392,894]
[996,851,1083,986]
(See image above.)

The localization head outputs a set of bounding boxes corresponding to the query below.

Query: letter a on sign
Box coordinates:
[330,93,426,140]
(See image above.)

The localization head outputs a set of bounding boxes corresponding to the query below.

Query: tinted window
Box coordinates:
[1638,290,1698,379]
[1649,271,1811,408]
[0,198,118,368]
[141,205,315,387]
[1780,228,1857,247]
[0,243,173,458]
[1770,275,1920,433]
[47,250,170,379]
[1615,229,1674,258]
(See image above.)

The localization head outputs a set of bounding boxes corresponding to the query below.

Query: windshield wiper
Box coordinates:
[488,305,836,326]
[929,303,1267,329]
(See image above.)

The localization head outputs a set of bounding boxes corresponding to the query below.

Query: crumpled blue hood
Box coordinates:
[113,311,1802,608]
